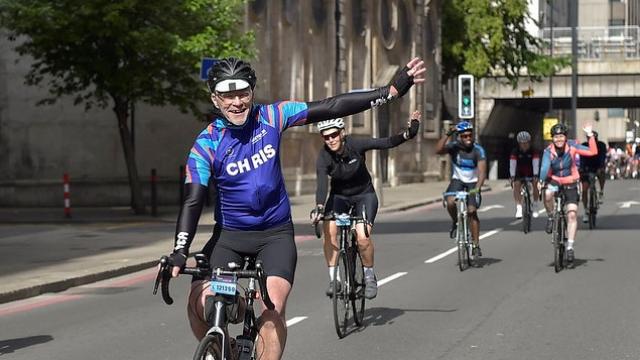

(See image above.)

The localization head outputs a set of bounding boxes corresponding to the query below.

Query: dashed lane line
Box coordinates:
[424,228,503,264]
[377,272,408,287]
[286,316,308,327]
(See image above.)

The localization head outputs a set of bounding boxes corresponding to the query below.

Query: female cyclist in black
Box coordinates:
[312,111,420,299]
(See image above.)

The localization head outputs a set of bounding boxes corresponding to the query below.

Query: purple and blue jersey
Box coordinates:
[185,102,308,230]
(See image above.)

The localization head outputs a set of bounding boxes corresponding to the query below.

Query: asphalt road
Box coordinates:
[2,180,640,360]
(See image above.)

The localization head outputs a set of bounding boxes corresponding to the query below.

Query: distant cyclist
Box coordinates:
[539,123,597,268]
[312,112,420,299]
[579,131,607,222]
[436,121,487,258]
[509,131,540,219]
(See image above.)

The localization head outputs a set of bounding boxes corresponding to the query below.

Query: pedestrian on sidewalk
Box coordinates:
[311,111,421,300]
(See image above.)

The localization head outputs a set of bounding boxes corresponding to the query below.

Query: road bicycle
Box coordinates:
[443,190,479,271]
[313,206,368,339]
[154,254,274,360]
[512,177,535,234]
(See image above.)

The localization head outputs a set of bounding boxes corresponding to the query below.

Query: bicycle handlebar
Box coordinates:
[153,255,275,310]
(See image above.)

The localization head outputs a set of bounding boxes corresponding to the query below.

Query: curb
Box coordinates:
[0,260,158,305]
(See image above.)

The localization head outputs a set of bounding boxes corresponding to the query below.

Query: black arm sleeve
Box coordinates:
[351,133,407,152]
[315,151,330,205]
[173,183,207,256]
[306,87,391,124]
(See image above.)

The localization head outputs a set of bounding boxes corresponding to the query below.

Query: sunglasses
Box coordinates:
[322,132,340,141]
[459,133,473,139]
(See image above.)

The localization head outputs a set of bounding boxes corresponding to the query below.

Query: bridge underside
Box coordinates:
[479,96,640,179]
[496,96,640,111]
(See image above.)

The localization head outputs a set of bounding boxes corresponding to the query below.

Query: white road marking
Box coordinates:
[477,204,504,212]
[424,228,503,264]
[619,201,640,209]
[377,272,408,287]
[509,219,520,225]
[286,316,308,327]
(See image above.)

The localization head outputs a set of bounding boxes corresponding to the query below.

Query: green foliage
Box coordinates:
[442,0,568,87]
[0,0,255,115]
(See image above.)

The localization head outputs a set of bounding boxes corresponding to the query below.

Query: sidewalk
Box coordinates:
[0,180,505,304]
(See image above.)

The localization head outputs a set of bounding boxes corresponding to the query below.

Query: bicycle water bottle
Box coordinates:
[235,335,254,360]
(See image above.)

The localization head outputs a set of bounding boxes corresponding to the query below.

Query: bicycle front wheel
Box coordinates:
[457,218,469,271]
[333,251,350,339]
[349,246,365,326]
[588,189,597,229]
[522,187,531,233]
[553,216,564,273]
[193,334,223,360]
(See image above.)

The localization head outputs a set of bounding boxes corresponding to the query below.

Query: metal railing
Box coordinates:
[539,26,640,60]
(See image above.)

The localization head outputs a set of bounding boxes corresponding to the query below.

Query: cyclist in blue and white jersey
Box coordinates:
[436,121,487,258]
[161,57,425,360]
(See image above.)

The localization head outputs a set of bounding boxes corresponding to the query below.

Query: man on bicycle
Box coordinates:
[509,131,540,219]
[436,121,487,258]
[312,112,420,299]
[162,57,425,360]
[539,123,597,267]
[579,131,607,223]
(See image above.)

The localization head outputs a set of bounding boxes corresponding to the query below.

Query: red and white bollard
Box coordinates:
[63,173,71,218]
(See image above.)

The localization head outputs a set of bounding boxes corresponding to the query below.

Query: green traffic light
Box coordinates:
[463,97,470,106]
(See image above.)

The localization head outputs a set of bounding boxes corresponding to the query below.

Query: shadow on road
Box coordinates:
[546,257,604,270]
[475,257,502,267]
[0,335,53,355]
[362,306,457,327]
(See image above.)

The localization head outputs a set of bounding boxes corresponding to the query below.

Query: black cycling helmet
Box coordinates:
[550,123,568,136]
[207,57,257,93]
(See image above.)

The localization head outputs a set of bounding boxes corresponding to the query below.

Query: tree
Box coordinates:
[442,0,568,86]
[0,0,254,213]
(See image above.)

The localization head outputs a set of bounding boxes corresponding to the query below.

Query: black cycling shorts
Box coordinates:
[548,182,580,206]
[324,191,379,225]
[207,222,297,285]
[445,179,482,210]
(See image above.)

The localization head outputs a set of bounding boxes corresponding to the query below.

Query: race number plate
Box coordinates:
[335,213,351,226]
[210,274,237,296]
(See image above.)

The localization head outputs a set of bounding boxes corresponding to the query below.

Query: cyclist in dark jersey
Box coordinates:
[161,57,425,360]
[312,111,420,299]
[579,131,607,222]
[436,121,487,258]
[509,131,540,219]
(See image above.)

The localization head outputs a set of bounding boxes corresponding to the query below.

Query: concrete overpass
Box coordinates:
[476,26,640,178]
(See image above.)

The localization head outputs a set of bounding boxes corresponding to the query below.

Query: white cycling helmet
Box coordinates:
[516,131,531,143]
[316,118,345,132]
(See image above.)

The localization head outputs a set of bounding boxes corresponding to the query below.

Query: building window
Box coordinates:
[608,108,625,118]
[379,0,398,49]
[282,0,298,25]
[250,0,267,15]
[312,0,327,29]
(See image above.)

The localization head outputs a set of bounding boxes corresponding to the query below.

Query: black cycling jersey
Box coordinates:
[315,134,407,205]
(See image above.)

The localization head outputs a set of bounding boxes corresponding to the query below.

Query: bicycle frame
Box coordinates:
[444,191,474,270]
[154,255,273,360]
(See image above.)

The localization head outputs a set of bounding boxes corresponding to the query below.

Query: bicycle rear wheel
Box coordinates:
[332,251,350,338]
[349,245,365,326]
[193,334,223,360]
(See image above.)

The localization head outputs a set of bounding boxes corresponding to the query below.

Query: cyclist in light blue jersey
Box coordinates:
[161,57,426,360]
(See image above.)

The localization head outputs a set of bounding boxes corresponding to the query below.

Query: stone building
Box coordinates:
[0,0,443,207]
